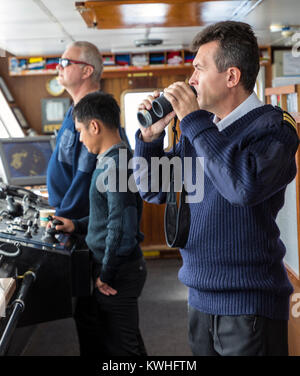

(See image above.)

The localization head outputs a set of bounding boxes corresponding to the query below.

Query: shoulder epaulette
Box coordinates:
[282,110,297,132]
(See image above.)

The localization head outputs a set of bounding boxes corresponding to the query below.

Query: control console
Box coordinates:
[0,183,90,327]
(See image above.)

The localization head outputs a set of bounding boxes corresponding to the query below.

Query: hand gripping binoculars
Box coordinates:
[137,85,197,128]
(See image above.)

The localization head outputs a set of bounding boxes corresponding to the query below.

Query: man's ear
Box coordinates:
[226,67,241,88]
[90,119,102,135]
[82,65,94,80]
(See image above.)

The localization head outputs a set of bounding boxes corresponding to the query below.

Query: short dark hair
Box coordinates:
[73,91,120,130]
[190,21,260,93]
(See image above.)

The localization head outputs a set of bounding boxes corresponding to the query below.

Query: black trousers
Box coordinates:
[74,258,147,356]
[188,305,289,356]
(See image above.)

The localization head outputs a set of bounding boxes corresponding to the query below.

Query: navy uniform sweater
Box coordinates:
[134,105,299,320]
[47,103,131,220]
[73,143,144,285]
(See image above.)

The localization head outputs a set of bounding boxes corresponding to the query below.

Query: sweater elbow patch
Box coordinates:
[78,145,97,173]
[58,129,75,165]
[255,140,292,183]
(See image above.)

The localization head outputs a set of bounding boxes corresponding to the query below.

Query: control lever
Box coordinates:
[41,218,64,244]
[47,219,63,235]
[6,196,23,218]
[32,212,39,234]
[24,220,33,239]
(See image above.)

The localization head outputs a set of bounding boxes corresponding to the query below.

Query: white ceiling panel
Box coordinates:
[0,0,299,56]
[0,0,48,22]
[245,0,300,28]
[244,0,300,45]
[0,23,65,40]
[2,38,67,57]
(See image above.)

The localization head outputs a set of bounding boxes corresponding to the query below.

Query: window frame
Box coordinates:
[120,88,174,151]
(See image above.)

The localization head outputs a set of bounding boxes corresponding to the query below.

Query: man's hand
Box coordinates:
[163,82,199,121]
[95,277,117,296]
[47,215,75,233]
[138,90,175,143]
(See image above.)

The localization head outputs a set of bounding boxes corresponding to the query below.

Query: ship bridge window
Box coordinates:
[121,89,171,150]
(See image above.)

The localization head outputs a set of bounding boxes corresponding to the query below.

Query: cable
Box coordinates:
[0,242,21,258]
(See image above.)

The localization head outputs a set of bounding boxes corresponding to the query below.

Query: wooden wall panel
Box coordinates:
[0,56,70,135]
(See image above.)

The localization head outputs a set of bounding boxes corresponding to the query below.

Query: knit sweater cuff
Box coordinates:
[73,218,88,235]
[99,264,117,286]
[134,129,165,155]
[180,110,215,143]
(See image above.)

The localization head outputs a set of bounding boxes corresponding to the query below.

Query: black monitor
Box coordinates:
[0,136,56,186]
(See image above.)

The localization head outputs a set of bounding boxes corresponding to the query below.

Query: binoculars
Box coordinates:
[137,86,197,128]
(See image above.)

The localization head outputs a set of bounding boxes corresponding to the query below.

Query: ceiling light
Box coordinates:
[135,38,163,47]
[270,24,286,33]
[269,24,300,33]
[111,44,183,54]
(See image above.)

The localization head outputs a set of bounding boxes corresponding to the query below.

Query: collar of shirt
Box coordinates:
[213,92,264,132]
[96,141,127,167]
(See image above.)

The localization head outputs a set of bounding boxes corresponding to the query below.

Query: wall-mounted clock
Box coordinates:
[46,77,65,96]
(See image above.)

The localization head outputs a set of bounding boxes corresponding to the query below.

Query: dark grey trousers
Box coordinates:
[74,258,147,356]
[188,305,289,356]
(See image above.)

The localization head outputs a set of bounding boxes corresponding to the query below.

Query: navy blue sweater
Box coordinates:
[134,105,299,320]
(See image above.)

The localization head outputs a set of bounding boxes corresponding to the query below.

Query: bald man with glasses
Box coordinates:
[46,41,130,356]
[47,41,129,219]
[47,41,103,219]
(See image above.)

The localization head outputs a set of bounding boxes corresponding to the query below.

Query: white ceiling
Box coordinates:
[0,0,299,56]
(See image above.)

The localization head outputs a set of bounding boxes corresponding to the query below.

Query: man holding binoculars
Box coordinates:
[134,21,299,356]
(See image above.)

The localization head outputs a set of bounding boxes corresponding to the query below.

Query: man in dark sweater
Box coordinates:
[134,21,299,355]
[53,91,147,356]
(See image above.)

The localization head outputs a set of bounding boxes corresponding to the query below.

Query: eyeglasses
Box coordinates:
[57,58,94,69]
